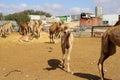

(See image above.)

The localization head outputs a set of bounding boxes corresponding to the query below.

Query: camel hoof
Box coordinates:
[67,71,74,74]
[59,63,65,68]
[62,65,65,68]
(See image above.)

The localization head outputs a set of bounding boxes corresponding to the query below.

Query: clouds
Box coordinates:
[93,0,120,14]
[70,7,81,14]
[0,0,120,16]
[0,3,88,16]
[0,3,63,15]
[0,3,5,8]
[44,3,62,10]
[20,3,27,7]
[0,3,38,15]
[93,0,110,4]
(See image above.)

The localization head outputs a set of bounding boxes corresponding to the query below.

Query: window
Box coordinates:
[103,21,109,25]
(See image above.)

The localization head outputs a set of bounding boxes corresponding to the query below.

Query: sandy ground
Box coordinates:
[0,31,120,80]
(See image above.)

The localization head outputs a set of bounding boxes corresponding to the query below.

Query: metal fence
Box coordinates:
[0,20,19,31]
[72,26,110,38]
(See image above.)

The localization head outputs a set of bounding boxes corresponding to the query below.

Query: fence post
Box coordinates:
[91,26,94,37]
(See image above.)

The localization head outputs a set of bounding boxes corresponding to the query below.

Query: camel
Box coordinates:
[3,22,13,34]
[0,25,3,36]
[32,20,43,39]
[28,20,35,34]
[19,21,28,35]
[98,19,120,80]
[18,35,34,42]
[0,22,13,37]
[61,26,74,74]
[49,21,64,43]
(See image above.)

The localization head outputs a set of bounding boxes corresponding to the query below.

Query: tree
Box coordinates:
[0,13,3,20]
[4,10,52,23]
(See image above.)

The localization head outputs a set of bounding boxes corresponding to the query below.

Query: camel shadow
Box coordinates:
[44,42,55,44]
[1,35,7,38]
[44,42,51,44]
[74,72,111,80]
[44,59,64,71]
[43,59,111,80]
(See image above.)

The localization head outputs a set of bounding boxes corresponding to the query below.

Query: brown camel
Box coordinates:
[98,19,120,80]
[19,21,28,35]
[49,21,64,43]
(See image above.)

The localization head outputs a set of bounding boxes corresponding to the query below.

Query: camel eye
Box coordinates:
[64,31,66,34]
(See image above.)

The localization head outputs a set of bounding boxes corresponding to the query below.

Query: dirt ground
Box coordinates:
[0,32,120,80]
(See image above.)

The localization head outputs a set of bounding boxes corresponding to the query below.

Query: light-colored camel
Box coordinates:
[28,20,35,34]
[18,35,33,42]
[61,26,74,74]
[1,22,13,37]
[32,20,43,39]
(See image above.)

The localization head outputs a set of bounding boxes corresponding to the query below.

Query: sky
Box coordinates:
[0,0,120,16]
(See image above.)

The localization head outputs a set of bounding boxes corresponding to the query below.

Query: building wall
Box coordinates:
[95,6,103,18]
[29,15,40,20]
[71,15,80,21]
[80,17,102,27]
[55,16,72,22]
[102,14,119,26]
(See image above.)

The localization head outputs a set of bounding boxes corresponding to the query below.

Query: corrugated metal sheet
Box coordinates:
[56,16,71,21]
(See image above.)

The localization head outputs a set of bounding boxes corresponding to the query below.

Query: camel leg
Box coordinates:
[49,33,54,43]
[23,29,26,35]
[66,48,72,73]
[98,35,116,80]
[36,29,40,39]
[50,36,52,43]
[28,27,30,34]
[2,28,6,37]
[38,30,40,38]
[49,33,52,43]
[57,32,62,38]
[61,47,65,68]
[52,34,55,43]
[98,52,109,80]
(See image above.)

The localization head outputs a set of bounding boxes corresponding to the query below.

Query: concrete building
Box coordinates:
[28,15,46,21]
[71,15,80,21]
[80,7,119,27]
[95,6,103,18]
[29,15,40,20]
[102,14,119,26]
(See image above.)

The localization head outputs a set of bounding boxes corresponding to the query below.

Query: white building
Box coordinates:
[102,14,119,26]
[95,6,103,18]
[29,15,41,20]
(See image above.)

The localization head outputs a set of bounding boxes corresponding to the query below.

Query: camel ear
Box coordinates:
[59,22,62,26]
